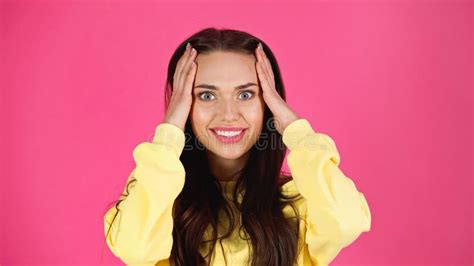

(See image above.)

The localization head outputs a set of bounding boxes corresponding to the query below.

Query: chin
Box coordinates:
[208,146,249,160]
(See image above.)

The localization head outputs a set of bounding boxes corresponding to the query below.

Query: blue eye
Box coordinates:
[198,92,216,101]
[197,90,254,102]
[239,91,254,100]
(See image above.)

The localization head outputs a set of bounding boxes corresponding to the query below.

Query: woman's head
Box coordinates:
[165,28,286,162]
[162,27,301,265]
[192,50,264,162]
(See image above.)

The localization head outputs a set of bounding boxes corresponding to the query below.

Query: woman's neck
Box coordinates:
[206,151,249,182]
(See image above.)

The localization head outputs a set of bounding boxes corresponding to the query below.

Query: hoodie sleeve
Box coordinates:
[282,119,372,266]
[104,122,186,266]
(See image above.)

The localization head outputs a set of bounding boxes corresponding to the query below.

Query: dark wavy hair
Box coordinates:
[104,27,304,266]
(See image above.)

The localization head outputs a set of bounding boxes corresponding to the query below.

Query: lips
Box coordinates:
[209,128,247,144]
[210,127,247,131]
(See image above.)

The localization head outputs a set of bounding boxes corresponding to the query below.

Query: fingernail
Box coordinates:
[258,43,262,50]
[186,43,190,49]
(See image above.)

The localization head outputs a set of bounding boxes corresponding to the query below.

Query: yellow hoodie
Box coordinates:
[104,118,371,266]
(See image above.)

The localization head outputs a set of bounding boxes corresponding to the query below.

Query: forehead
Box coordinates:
[194,51,257,85]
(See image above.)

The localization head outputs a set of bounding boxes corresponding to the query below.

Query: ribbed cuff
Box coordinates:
[282,119,314,150]
[282,118,338,155]
[152,122,185,157]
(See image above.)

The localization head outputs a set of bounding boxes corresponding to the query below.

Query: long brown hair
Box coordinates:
[105,27,304,265]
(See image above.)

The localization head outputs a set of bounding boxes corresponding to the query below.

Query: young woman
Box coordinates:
[103,27,371,266]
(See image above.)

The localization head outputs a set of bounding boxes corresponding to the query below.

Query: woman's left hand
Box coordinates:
[255,42,300,135]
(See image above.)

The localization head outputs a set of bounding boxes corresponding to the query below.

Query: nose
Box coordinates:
[219,99,240,122]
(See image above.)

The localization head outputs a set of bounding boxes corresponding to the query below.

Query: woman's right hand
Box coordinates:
[163,43,198,131]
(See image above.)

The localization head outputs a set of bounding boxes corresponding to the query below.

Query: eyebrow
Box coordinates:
[194,82,258,90]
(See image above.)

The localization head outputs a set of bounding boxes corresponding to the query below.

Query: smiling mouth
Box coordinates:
[209,128,248,144]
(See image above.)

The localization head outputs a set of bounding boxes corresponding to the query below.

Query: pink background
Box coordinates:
[1,1,472,265]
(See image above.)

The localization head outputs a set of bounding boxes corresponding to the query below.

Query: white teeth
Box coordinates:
[215,130,242,137]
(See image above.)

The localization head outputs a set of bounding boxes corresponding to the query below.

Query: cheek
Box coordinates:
[191,105,214,131]
[250,94,265,116]
[241,102,264,130]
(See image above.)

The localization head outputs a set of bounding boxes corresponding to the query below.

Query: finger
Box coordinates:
[256,49,276,92]
[183,61,198,96]
[256,61,272,94]
[177,46,197,94]
[183,47,197,75]
[174,43,192,90]
[179,47,197,92]
[258,46,275,82]
[255,46,274,88]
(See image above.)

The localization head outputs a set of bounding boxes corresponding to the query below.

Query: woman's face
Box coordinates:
[190,50,265,160]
